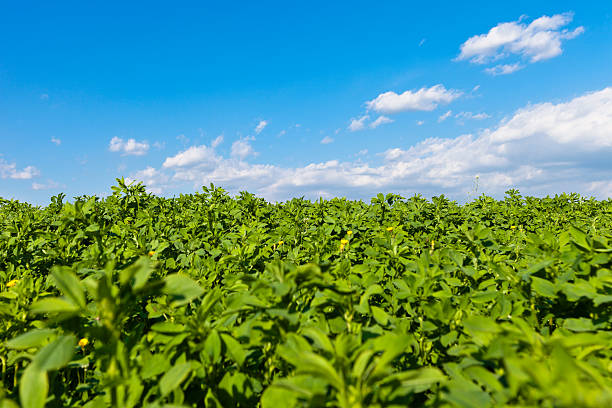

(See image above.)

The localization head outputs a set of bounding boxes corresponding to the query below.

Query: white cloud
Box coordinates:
[132,87,612,201]
[320,136,334,144]
[457,12,583,69]
[231,138,256,159]
[484,63,524,76]
[126,166,168,195]
[455,111,491,120]
[32,179,62,191]
[40,94,49,101]
[163,144,219,168]
[370,116,394,129]
[109,137,150,156]
[416,120,425,126]
[438,110,453,122]
[255,120,268,134]
[349,115,369,131]
[488,87,612,147]
[366,85,462,114]
[51,137,61,145]
[211,135,224,148]
[0,159,40,180]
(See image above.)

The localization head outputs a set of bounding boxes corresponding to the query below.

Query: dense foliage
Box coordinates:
[1,179,611,407]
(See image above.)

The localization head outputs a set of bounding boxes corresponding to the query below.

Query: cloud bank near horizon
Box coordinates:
[127,87,612,202]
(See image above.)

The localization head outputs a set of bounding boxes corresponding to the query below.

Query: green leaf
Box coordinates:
[30,297,80,315]
[302,327,334,354]
[162,274,205,306]
[570,225,591,251]
[563,318,596,332]
[51,266,86,309]
[380,367,446,390]
[32,335,76,371]
[19,365,48,408]
[159,362,192,397]
[6,329,56,350]
[0,399,20,408]
[150,322,185,333]
[292,352,343,390]
[531,276,557,298]
[204,329,222,364]
[221,333,247,366]
[371,306,390,326]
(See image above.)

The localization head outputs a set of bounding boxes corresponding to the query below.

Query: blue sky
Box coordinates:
[1,1,611,204]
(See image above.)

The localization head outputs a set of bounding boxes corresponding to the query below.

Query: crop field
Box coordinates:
[1,180,611,407]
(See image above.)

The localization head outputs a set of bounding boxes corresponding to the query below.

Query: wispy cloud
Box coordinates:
[51,137,61,145]
[366,84,461,114]
[349,115,394,131]
[109,137,150,156]
[255,120,268,134]
[348,115,369,132]
[370,116,394,129]
[438,110,453,122]
[32,179,63,190]
[455,111,491,120]
[320,136,334,144]
[484,63,523,76]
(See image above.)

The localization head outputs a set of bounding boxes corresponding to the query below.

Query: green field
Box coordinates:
[1,180,611,407]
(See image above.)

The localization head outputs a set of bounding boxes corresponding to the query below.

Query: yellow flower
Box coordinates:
[6,279,18,288]
[386,227,394,232]
[148,251,155,256]
[340,239,349,245]
[339,244,345,252]
[278,241,283,245]
[78,338,89,348]
[346,230,353,235]
[510,225,516,230]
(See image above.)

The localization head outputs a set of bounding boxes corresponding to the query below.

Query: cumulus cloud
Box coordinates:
[366,85,462,114]
[0,159,40,180]
[131,87,612,201]
[163,145,219,168]
[457,12,583,71]
[488,87,612,147]
[255,120,268,134]
[231,138,256,159]
[109,137,150,156]
[126,166,168,195]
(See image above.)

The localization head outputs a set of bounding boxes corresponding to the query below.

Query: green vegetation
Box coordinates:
[1,179,611,407]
